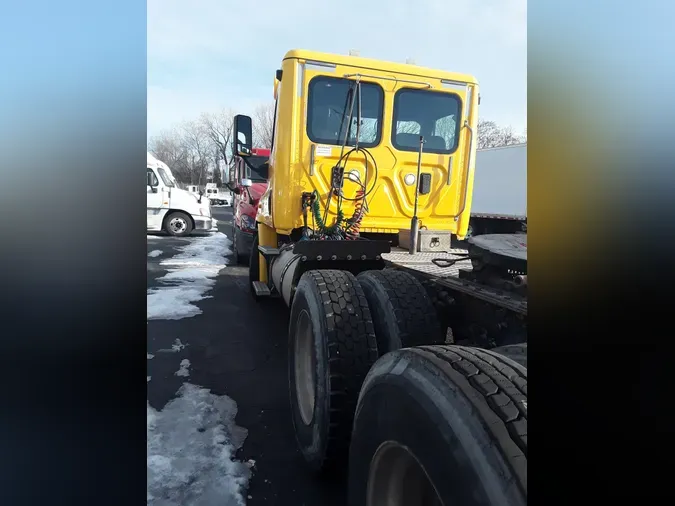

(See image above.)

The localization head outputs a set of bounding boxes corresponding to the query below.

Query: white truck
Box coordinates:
[147,153,215,236]
[186,184,202,197]
[204,182,232,206]
[469,142,527,236]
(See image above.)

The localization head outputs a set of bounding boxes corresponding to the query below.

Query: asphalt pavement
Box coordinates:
[147,206,346,506]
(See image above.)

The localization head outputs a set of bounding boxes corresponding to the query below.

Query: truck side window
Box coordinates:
[147,168,158,186]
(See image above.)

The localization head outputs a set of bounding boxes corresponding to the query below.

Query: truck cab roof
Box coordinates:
[282,49,478,86]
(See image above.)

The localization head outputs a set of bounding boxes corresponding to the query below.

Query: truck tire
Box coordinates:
[490,343,528,369]
[357,270,444,355]
[349,345,527,506]
[232,228,247,265]
[163,211,193,237]
[289,270,379,473]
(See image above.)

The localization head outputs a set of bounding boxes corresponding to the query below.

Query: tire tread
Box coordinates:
[302,270,379,468]
[358,269,443,351]
[414,345,527,493]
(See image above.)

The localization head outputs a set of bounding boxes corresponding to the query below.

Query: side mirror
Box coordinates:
[233,114,253,158]
[241,178,253,188]
[147,185,157,193]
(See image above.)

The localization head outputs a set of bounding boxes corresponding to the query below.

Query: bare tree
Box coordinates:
[149,128,192,183]
[252,103,275,149]
[210,146,223,186]
[149,120,214,185]
[178,120,211,185]
[200,108,235,166]
[477,119,526,149]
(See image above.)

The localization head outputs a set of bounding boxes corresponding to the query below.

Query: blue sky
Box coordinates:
[147,0,526,139]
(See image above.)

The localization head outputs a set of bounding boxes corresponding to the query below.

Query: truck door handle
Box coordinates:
[446,156,453,185]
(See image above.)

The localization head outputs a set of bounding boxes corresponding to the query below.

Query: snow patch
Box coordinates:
[147,233,231,321]
[172,339,187,352]
[147,383,250,506]
[147,287,211,320]
[147,376,152,382]
[158,339,188,353]
[175,359,190,377]
[147,353,155,359]
[148,249,163,258]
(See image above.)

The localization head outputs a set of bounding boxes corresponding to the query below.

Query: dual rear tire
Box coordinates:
[288,268,527,505]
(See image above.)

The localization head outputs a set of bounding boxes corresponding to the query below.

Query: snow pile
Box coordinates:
[147,383,251,506]
[175,359,190,377]
[148,250,163,258]
[147,233,231,320]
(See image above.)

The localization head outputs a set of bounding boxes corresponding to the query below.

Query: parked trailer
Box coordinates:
[237,49,526,506]
[470,143,527,236]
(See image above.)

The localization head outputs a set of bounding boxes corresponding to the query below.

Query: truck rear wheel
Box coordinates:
[349,345,527,506]
[289,270,378,473]
[233,228,248,265]
[357,270,444,355]
[164,211,193,237]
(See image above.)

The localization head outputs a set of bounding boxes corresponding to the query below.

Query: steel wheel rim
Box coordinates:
[169,217,187,234]
[367,441,443,506]
[294,309,316,426]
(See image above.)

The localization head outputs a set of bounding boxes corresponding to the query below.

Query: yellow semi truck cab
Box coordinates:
[236,49,479,240]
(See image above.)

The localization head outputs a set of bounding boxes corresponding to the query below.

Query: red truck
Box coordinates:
[227,147,270,264]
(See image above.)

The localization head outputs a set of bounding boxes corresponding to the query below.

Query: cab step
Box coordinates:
[258,245,280,257]
[252,281,271,297]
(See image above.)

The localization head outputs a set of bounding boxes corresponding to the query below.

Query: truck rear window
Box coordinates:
[392,88,462,154]
[307,76,384,148]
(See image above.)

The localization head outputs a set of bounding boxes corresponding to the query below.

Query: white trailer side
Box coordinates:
[472,143,527,220]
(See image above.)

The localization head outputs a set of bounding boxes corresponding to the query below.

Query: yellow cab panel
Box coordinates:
[263,49,479,239]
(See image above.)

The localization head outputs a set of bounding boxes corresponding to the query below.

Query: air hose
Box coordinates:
[311,190,345,239]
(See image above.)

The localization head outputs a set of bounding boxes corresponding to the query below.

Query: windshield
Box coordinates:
[243,155,269,182]
[157,167,175,187]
